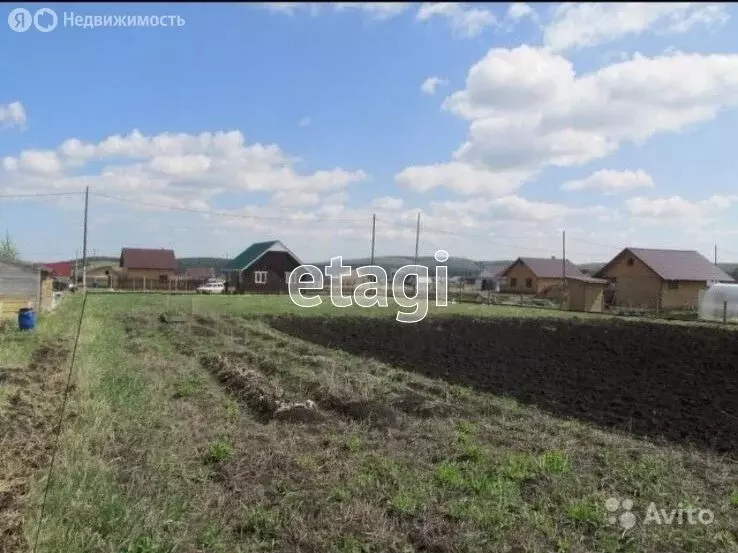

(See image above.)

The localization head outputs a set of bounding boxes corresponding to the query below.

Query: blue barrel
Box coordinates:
[18,307,36,331]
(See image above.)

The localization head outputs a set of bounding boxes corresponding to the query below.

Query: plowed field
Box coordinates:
[270,315,738,454]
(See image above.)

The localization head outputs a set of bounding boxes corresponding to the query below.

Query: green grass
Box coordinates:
[0,293,735,553]
[83,291,738,330]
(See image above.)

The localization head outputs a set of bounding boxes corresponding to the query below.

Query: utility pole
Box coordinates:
[561,229,567,310]
[82,186,89,291]
[714,244,718,265]
[370,214,376,265]
[562,229,566,279]
[413,211,420,265]
[74,250,78,285]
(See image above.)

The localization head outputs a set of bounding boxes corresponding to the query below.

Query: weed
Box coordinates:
[122,536,169,553]
[198,521,223,550]
[566,500,603,531]
[206,439,233,463]
[238,506,280,541]
[330,535,375,553]
[329,487,350,502]
[730,490,738,507]
[538,451,571,474]
[344,435,362,453]
[388,491,420,517]
[173,377,201,398]
[223,398,239,419]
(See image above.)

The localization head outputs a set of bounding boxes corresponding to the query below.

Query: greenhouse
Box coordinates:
[698,283,738,323]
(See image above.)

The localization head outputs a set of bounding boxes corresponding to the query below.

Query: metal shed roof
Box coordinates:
[595,248,735,282]
[501,257,587,279]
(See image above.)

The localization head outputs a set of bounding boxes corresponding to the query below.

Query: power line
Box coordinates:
[0,191,83,199]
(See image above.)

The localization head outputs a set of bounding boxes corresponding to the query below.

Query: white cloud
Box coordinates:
[263,2,408,19]
[544,3,730,53]
[416,3,497,38]
[17,150,62,175]
[262,3,321,16]
[398,47,738,196]
[272,190,321,207]
[562,169,655,194]
[370,196,404,210]
[0,101,26,128]
[626,194,738,220]
[420,76,449,95]
[1,129,368,208]
[2,157,18,172]
[149,155,212,176]
[506,3,535,21]
[431,195,609,223]
[333,3,410,20]
[396,161,534,196]
[298,116,312,127]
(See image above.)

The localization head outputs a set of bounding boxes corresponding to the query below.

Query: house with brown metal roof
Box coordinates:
[499,257,586,295]
[119,248,177,285]
[593,247,735,310]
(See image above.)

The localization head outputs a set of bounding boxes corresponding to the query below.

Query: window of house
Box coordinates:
[525,278,533,288]
[255,271,268,284]
[510,277,518,287]
[668,281,679,290]
[627,257,634,266]
[159,274,168,283]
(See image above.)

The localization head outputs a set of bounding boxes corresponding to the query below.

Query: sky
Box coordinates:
[3,2,738,264]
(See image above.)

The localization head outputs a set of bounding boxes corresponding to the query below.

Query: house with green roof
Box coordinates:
[224,240,303,294]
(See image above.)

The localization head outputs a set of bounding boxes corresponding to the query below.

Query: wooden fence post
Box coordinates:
[723,300,727,324]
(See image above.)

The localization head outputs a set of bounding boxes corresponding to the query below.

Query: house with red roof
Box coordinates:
[43,261,74,279]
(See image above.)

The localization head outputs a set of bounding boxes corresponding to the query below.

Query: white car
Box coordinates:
[196,282,225,294]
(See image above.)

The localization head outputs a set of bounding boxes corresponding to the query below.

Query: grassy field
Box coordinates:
[1,293,737,553]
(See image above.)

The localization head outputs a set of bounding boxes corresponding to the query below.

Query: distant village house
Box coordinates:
[225,240,302,294]
[594,247,735,310]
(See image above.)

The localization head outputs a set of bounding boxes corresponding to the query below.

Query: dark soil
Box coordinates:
[0,340,70,553]
[199,353,284,422]
[268,316,738,455]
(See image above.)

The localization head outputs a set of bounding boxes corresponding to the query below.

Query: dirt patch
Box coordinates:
[273,400,326,424]
[407,518,463,553]
[0,367,29,387]
[200,354,283,421]
[199,354,328,426]
[121,314,151,338]
[319,396,399,428]
[391,390,456,419]
[28,342,69,372]
[269,315,738,455]
[0,341,71,552]
[191,324,217,337]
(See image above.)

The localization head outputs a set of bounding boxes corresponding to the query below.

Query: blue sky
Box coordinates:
[2,2,738,264]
